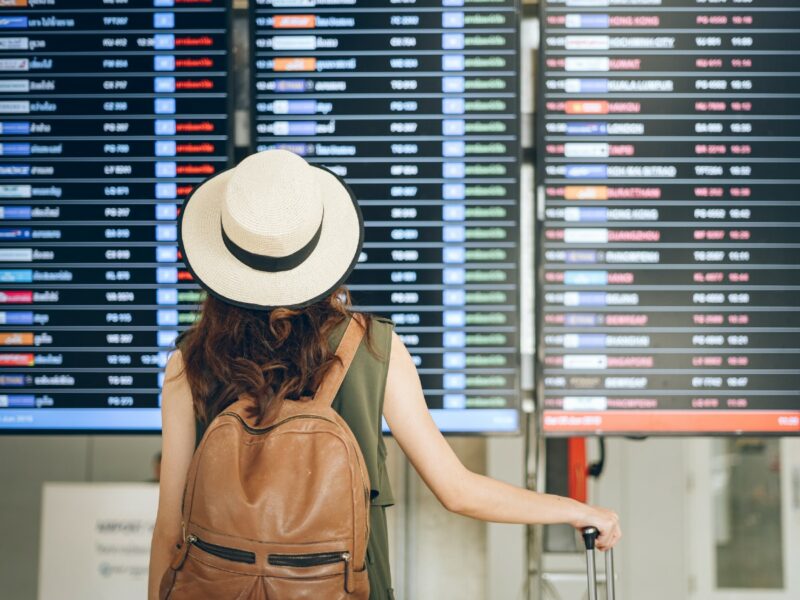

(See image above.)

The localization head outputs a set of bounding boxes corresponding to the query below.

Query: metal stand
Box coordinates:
[524,395,546,600]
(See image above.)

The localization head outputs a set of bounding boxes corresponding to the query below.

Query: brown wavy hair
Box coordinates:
[177,286,371,426]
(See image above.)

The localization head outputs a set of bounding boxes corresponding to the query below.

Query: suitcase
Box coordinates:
[582,527,616,600]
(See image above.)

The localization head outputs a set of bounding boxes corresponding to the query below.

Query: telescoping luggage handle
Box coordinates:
[582,527,615,600]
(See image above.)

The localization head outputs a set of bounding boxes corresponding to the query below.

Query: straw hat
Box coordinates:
[178,150,363,309]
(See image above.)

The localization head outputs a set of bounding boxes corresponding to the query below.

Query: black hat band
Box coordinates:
[220,212,324,273]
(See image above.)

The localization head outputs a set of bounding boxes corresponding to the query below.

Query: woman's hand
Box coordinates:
[571,504,622,551]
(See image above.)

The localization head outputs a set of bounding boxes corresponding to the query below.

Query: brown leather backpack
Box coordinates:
[160,316,371,599]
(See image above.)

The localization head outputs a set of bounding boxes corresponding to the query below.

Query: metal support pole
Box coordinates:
[605,545,616,599]
[525,399,547,600]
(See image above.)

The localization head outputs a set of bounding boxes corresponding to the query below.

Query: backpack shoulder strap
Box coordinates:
[313,314,366,407]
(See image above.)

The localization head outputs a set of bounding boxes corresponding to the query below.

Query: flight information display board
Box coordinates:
[251,0,522,433]
[0,0,232,432]
[539,0,800,435]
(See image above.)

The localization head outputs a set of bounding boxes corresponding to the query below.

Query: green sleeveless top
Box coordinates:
[327,315,395,507]
[179,313,396,599]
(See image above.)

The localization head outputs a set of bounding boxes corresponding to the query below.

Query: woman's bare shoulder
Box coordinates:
[164,348,186,379]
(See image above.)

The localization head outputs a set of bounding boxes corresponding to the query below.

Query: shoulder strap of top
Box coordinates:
[313,314,366,407]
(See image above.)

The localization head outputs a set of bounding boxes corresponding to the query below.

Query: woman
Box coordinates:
[148,150,621,600]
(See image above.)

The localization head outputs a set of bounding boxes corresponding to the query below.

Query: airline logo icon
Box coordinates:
[0,395,36,408]
[0,311,33,324]
[0,249,32,261]
[0,59,28,72]
[274,57,316,72]
[0,290,32,303]
[0,332,32,345]
[565,101,609,114]
[0,206,31,219]
[273,15,315,29]
[565,186,608,200]
[0,100,29,114]
[0,79,28,92]
[0,17,27,29]
[565,36,609,51]
[565,57,609,72]
[0,143,30,155]
[0,227,30,239]
[0,352,33,366]
[272,36,316,51]
[0,37,27,50]
[0,122,30,135]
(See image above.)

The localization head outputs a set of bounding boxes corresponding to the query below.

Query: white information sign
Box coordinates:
[38,482,158,600]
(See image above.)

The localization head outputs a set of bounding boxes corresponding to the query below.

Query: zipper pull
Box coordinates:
[170,534,195,570]
[342,551,353,593]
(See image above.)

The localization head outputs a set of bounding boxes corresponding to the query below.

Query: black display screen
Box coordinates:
[0,0,232,432]
[539,0,800,434]
[250,0,523,433]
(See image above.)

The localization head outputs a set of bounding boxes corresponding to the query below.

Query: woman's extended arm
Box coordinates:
[147,350,197,600]
[383,331,622,550]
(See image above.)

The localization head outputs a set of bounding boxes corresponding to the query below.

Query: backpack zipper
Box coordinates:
[268,550,350,568]
[221,412,335,435]
[186,534,256,564]
[269,551,352,590]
